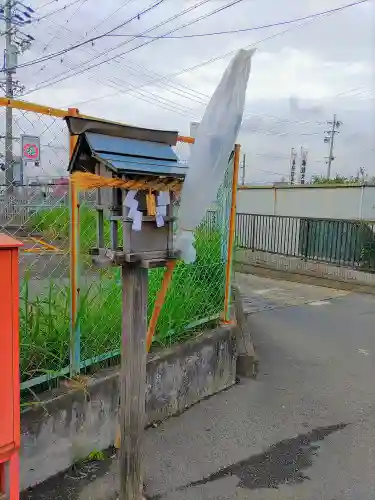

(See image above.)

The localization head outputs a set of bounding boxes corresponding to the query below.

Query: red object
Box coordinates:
[0,234,22,499]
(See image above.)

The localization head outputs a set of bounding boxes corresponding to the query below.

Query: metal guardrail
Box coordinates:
[0,188,96,227]
[236,213,375,271]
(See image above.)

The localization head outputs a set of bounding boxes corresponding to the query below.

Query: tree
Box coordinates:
[311,174,360,185]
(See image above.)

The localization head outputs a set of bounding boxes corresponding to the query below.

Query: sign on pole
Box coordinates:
[21,135,40,164]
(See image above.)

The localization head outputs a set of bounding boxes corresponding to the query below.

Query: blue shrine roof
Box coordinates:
[84,132,187,177]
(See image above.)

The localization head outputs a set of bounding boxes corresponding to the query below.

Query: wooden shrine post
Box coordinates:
[65,116,185,500]
[119,264,148,500]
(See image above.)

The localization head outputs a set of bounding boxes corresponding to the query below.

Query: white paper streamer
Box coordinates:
[156,214,165,227]
[124,190,138,208]
[132,210,142,231]
[156,205,167,217]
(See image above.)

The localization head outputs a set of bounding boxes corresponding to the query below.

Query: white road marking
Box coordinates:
[357,349,371,356]
[254,288,282,295]
[309,300,330,306]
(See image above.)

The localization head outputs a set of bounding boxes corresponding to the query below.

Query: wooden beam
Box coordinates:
[119,264,148,500]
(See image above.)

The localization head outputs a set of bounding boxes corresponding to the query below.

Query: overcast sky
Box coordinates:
[2,0,374,182]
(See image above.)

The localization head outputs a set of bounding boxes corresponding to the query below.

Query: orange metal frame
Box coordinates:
[0,234,22,500]
[223,143,241,322]
[68,108,81,376]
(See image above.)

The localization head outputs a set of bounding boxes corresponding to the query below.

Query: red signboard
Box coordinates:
[23,143,39,160]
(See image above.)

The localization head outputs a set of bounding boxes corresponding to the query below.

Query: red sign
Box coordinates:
[23,143,39,160]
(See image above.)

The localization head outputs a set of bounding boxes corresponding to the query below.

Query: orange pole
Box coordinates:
[177,135,195,144]
[146,260,176,352]
[68,108,80,376]
[223,144,241,323]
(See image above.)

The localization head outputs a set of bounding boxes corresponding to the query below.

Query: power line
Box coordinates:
[36,0,85,22]
[84,0,137,37]
[59,20,324,110]
[26,2,214,100]
[22,0,214,99]
[15,0,368,71]
[20,4,220,110]
[31,4,366,129]
[21,0,371,142]
[103,1,370,39]
[38,0,59,9]
[22,0,243,93]
[38,0,70,10]
[32,15,332,131]
[61,0,368,111]
[41,0,89,52]
[55,39,370,137]
[15,0,171,70]
[59,65,368,141]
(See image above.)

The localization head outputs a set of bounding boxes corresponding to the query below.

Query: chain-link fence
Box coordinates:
[77,142,235,369]
[0,100,238,392]
[0,105,73,391]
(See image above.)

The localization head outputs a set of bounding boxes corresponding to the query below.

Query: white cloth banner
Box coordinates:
[175,48,255,263]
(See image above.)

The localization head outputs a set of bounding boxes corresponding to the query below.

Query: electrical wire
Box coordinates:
[16,0,171,70]
[22,0,213,94]
[83,0,137,37]
[24,0,362,127]
[40,5,367,137]
[23,3,218,111]
[38,0,61,9]
[58,0,368,112]
[103,0,370,39]
[25,40,370,139]
[36,0,85,22]
[21,0,238,93]
[36,13,330,135]
[20,0,372,143]
[41,0,90,52]
[27,0,91,80]
[22,5,216,107]
[17,0,368,71]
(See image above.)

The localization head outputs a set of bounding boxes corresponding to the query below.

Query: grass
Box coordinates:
[29,205,121,253]
[22,208,226,384]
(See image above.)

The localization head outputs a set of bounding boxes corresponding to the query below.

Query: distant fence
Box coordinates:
[236,213,375,271]
[0,185,97,228]
[0,186,68,227]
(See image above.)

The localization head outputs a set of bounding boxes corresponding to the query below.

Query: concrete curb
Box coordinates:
[235,260,375,296]
[232,284,259,378]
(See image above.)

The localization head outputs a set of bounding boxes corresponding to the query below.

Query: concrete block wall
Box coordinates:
[20,325,236,490]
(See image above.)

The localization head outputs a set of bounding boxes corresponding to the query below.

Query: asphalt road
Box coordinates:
[22,274,375,500]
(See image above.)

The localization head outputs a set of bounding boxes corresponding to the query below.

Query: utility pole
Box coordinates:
[4,0,13,188]
[324,114,342,179]
[289,147,297,185]
[1,1,35,188]
[240,153,246,186]
[299,147,308,185]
